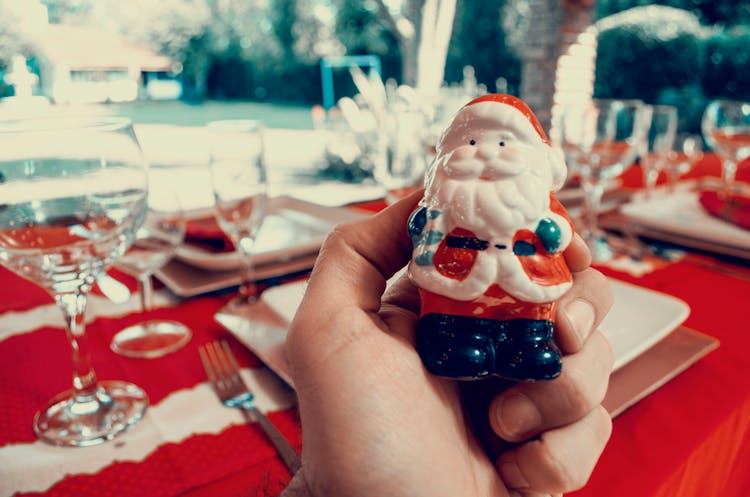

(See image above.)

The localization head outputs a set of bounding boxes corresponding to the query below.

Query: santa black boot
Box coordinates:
[492,319,562,381]
[416,313,497,380]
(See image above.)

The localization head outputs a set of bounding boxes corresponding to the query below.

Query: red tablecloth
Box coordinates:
[0,267,301,497]
[2,159,750,496]
[567,154,750,497]
[570,259,750,497]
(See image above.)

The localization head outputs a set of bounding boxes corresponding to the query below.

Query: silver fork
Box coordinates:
[199,340,302,474]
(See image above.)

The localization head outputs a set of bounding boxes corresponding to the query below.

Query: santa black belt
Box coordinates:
[445,236,507,251]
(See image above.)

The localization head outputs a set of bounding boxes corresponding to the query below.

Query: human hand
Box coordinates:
[285,190,613,497]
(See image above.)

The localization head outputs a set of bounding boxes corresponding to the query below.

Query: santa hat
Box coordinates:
[460,93,550,144]
[442,93,567,188]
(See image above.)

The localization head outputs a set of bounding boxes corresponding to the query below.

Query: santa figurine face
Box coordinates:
[408,94,575,382]
[438,102,562,184]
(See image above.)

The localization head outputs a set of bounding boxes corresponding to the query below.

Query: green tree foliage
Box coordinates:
[124,0,326,102]
[595,5,705,101]
[2,0,749,111]
[703,25,750,101]
[594,5,706,130]
[596,0,750,26]
[257,0,335,102]
[594,3,750,131]
[332,0,401,79]
[317,0,401,102]
[445,0,520,93]
[272,0,297,65]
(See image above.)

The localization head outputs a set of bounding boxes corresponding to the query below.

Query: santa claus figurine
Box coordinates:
[408,94,574,381]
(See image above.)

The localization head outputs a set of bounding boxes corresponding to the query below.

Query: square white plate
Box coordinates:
[176,196,368,272]
[620,185,750,259]
[216,278,690,388]
[156,253,320,298]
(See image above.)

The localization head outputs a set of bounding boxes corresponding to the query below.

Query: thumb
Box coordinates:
[286,190,422,371]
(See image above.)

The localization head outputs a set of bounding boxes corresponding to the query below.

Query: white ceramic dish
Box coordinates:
[601,279,690,370]
[217,278,690,387]
[620,185,750,259]
[155,253,320,298]
[176,196,368,272]
[556,178,622,204]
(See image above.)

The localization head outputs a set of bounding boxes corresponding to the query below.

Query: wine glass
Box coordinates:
[374,106,429,203]
[0,116,149,447]
[208,120,268,309]
[640,105,677,197]
[664,133,704,192]
[110,166,191,358]
[702,99,750,190]
[558,99,648,260]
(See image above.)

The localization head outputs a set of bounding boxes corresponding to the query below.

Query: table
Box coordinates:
[0,266,300,497]
[2,157,750,497]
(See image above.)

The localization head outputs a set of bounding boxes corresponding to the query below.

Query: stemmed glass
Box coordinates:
[558,99,648,260]
[208,120,268,309]
[640,105,677,197]
[0,117,149,446]
[374,106,429,204]
[702,99,750,191]
[664,133,704,192]
[110,166,191,358]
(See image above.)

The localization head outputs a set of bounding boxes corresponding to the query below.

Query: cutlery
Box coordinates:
[199,340,301,474]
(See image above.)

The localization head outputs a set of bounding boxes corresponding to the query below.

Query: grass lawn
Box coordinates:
[106,100,316,129]
[1,98,316,130]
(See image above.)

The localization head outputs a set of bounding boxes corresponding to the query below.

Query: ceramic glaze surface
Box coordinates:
[408,94,574,381]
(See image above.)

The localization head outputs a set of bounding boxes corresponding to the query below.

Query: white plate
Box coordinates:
[556,178,622,204]
[217,278,690,387]
[155,253,320,298]
[601,279,690,370]
[176,196,368,272]
[620,185,750,258]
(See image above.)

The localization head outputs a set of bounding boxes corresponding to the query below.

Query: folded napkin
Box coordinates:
[184,216,235,252]
[698,187,750,231]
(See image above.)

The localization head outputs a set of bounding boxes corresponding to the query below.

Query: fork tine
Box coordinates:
[201,340,247,394]
[199,340,301,474]
[218,341,246,390]
[199,344,217,385]
[221,340,241,375]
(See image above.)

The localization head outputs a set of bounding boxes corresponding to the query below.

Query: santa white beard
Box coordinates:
[411,146,573,303]
[427,156,551,238]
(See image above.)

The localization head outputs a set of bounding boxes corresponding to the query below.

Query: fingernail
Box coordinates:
[500,461,530,489]
[497,393,542,438]
[564,298,595,346]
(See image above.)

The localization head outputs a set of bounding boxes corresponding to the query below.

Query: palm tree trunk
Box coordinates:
[519,0,564,135]
[373,0,456,95]
[520,0,596,136]
[550,0,597,141]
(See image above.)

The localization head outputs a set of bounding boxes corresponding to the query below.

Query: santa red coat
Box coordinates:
[414,194,574,322]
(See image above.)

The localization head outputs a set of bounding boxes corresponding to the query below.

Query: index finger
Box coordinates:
[291,190,421,328]
[564,233,592,273]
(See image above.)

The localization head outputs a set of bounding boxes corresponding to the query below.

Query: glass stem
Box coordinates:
[238,257,258,303]
[666,168,678,194]
[722,158,738,193]
[582,180,605,241]
[55,292,100,399]
[237,238,258,304]
[139,273,154,313]
[644,167,659,198]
